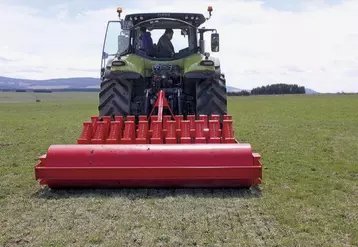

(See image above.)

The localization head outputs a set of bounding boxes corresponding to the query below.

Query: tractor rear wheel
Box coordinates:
[98,79,132,118]
[196,74,227,116]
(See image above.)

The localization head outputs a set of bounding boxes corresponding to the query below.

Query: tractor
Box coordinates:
[99,6,226,120]
[34,7,263,189]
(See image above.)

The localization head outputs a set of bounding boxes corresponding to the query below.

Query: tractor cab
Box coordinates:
[101,7,220,73]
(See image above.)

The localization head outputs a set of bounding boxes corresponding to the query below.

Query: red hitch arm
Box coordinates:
[149,90,175,121]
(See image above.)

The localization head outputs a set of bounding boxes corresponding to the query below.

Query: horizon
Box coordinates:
[0,75,325,93]
[1,0,358,93]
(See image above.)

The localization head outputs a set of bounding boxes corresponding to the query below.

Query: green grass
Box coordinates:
[1,92,358,246]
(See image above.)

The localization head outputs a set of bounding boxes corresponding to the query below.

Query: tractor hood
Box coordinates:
[109,53,215,77]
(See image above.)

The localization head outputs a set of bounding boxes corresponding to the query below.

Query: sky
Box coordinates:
[0,0,357,93]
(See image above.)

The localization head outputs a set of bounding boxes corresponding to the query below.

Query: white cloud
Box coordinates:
[0,0,358,92]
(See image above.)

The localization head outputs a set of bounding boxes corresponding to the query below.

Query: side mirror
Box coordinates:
[211,33,219,52]
[117,33,129,54]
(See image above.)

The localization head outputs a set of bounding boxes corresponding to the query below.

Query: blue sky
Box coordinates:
[0,0,357,92]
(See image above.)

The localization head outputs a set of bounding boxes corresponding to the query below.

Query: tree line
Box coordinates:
[228,83,306,96]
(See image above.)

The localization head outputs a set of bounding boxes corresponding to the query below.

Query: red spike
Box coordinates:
[77,122,93,144]
[91,116,99,125]
[126,115,135,122]
[163,115,172,127]
[114,116,124,131]
[136,120,149,144]
[222,119,235,143]
[102,116,111,122]
[115,116,123,122]
[194,120,207,143]
[175,115,184,130]
[106,121,123,144]
[162,115,173,138]
[151,115,158,122]
[139,115,147,121]
[165,120,177,144]
[91,121,110,144]
[199,115,208,128]
[187,115,196,128]
[211,115,220,121]
[187,115,196,137]
[91,116,99,124]
[91,116,99,133]
[208,119,221,143]
[180,120,191,144]
[150,120,163,144]
[121,121,135,144]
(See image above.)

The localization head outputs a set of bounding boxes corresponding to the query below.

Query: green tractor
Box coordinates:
[99,6,227,119]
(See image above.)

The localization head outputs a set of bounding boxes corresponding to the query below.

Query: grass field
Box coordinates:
[1,92,357,246]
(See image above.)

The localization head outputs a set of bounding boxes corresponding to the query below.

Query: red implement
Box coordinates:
[34,90,263,189]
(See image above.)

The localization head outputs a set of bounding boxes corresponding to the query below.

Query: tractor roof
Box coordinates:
[124,13,206,27]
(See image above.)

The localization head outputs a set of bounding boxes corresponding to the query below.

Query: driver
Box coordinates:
[157,28,174,58]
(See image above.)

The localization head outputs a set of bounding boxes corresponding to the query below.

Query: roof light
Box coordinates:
[208,6,213,12]
[117,7,123,14]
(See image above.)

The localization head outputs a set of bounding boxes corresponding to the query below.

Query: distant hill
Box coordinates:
[226,86,243,92]
[0,76,100,89]
[305,88,319,94]
[0,76,318,94]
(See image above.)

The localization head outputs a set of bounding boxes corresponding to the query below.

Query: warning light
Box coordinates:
[208,6,213,12]
[117,7,123,19]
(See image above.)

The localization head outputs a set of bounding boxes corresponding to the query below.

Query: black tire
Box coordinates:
[196,74,227,116]
[98,78,132,118]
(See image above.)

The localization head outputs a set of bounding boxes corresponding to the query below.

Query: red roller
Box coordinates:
[35,144,262,188]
